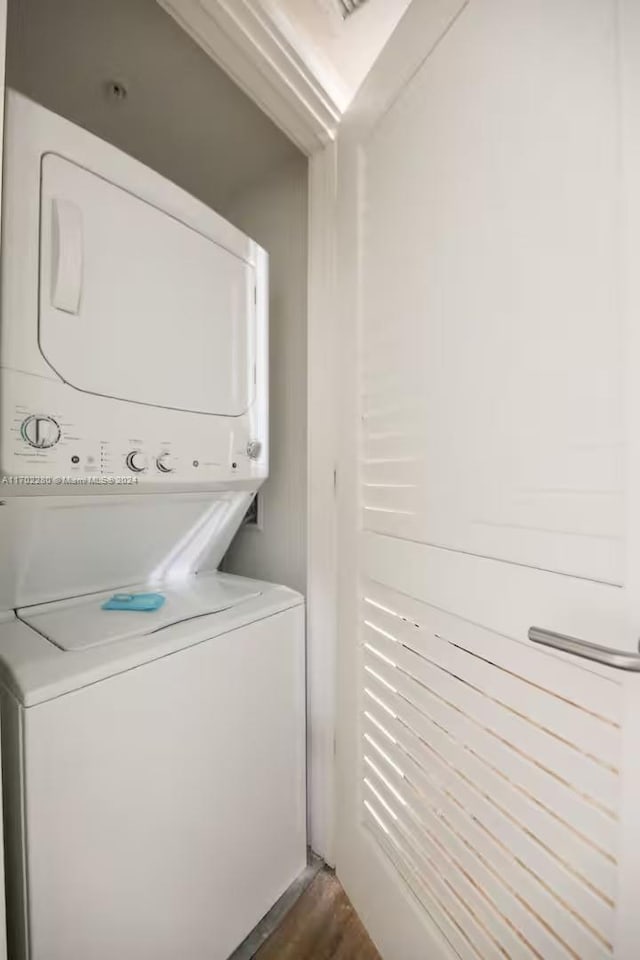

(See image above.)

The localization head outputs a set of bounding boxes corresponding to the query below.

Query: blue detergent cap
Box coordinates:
[102,592,166,612]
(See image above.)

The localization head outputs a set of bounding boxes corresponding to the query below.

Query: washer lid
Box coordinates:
[16,573,262,651]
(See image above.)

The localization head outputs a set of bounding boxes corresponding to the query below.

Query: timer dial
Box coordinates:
[125,450,147,473]
[21,415,61,449]
[156,452,174,474]
[246,439,262,460]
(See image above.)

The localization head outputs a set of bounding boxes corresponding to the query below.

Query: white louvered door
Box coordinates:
[334,2,640,958]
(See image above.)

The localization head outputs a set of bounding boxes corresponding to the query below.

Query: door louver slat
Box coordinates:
[359,581,620,959]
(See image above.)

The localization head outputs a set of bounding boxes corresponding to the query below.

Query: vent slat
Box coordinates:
[361,458,424,487]
[362,582,621,723]
[363,770,541,959]
[362,608,619,764]
[363,483,422,513]
[337,0,370,19]
[363,796,499,960]
[363,711,614,945]
[363,652,617,854]
[362,701,616,904]
[363,754,583,960]
[360,510,621,584]
[362,720,611,959]
[363,626,618,813]
[359,583,620,960]
[362,805,480,960]
[363,432,421,462]
[361,412,421,433]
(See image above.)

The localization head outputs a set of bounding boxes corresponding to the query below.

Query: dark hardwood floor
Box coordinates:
[253,869,381,960]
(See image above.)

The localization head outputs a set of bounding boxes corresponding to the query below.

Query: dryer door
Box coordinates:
[38,154,255,416]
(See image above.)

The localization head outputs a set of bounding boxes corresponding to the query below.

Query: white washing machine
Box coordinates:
[0,573,305,960]
[0,91,306,959]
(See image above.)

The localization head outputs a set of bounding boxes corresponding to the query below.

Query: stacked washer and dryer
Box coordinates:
[0,91,306,960]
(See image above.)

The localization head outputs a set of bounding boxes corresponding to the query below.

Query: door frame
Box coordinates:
[0,3,8,956]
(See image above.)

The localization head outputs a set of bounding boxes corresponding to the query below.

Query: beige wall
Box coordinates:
[222,159,308,595]
[7,0,301,211]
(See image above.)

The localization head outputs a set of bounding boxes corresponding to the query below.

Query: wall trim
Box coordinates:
[306,142,338,864]
[158,0,342,155]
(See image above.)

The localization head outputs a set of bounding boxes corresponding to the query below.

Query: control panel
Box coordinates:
[1,370,267,489]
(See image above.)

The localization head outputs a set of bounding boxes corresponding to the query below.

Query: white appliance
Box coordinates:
[0,91,268,495]
[0,91,306,960]
[0,90,271,610]
[0,574,306,960]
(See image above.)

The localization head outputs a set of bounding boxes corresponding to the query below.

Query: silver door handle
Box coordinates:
[528,626,640,671]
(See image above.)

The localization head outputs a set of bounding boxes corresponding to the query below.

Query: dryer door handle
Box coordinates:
[51,198,83,314]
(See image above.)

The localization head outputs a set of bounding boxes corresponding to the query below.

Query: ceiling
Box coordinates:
[6,0,304,213]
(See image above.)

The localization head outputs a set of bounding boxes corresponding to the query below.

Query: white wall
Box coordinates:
[221,160,309,595]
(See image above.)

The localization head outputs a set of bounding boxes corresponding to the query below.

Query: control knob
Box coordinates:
[21,415,61,449]
[246,439,262,460]
[125,450,147,473]
[156,452,174,474]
